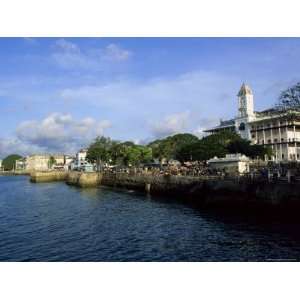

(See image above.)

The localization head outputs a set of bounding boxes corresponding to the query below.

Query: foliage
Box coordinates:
[86,130,273,168]
[227,139,273,159]
[277,82,300,111]
[175,131,240,162]
[86,136,114,170]
[2,154,22,171]
[87,136,153,168]
[111,142,152,166]
[175,131,273,162]
[148,133,199,162]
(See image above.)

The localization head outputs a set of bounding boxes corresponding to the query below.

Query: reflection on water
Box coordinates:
[1,176,300,261]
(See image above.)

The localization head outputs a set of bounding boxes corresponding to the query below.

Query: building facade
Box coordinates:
[15,158,26,170]
[71,149,94,171]
[205,83,300,162]
[207,153,250,175]
[21,154,70,171]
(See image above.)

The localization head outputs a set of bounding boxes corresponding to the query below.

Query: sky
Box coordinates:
[1,37,300,158]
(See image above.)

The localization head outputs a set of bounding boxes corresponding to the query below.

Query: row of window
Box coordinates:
[251,122,295,130]
[253,138,299,144]
[276,154,299,159]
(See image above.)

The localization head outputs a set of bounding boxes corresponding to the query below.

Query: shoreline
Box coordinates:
[23,170,300,210]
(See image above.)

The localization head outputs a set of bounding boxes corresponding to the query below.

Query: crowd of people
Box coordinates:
[101,160,300,183]
[104,161,231,178]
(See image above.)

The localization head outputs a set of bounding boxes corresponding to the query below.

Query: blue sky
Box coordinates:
[1,37,300,157]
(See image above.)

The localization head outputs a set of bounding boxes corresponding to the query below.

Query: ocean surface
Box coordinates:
[1,175,300,261]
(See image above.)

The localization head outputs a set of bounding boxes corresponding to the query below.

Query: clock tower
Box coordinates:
[238,83,254,118]
[236,83,255,140]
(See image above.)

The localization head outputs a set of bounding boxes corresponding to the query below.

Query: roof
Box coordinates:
[203,118,235,132]
[249,108,300,124]
[237,83,253,96]
[208,153,250,163]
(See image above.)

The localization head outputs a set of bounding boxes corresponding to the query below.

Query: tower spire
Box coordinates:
[238,83,253,97]
[237,83,254,118]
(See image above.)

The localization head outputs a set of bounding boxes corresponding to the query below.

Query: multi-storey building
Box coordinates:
[205,83,300,162]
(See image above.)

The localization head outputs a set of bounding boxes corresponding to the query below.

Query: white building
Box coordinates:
[25,155,50,171]
[19,154,71,171]
[0,159,2,171]
[208,154,250,175]
[71,149,94,171]
[76,149,87,162]
[205,83,300,162]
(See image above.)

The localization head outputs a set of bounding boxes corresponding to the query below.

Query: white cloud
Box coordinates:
[0,138,42,159]
[52,39,92,70]
[52,39,132,70]
[54,39,80,53]
[59,70,238,112]
[192,117,220,138]
[4,113,113,156]
[151,111,190,138]
[103,44,132,62]
[59,70,238,140]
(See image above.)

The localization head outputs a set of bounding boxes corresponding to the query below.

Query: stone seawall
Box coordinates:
[29,171,300,209]
[30,171,68,183]
[30,171,102,187]
[66,172,102,188]
[0,170,31,176]
[101,173,300,208]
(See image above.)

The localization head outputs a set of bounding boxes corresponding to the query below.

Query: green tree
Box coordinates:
[148,133,199,163]
[2,154,22,171]
[227,139,273,159]
[86,136,113,171]
[176,131,241,162]
[117,144,153,167]
[277,82,300,111]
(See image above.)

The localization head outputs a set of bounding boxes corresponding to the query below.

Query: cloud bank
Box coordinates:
[0,113,111,158]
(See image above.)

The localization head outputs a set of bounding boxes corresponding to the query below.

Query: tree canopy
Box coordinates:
[86,131,272,169]
[86,136,114,170]
[86,136,153,168]
[176,131,240,162]
[148,133,199,162]
[2,154,22,171]
[277,82,300,111]
[227,139,273,159]
[176,131,272,161]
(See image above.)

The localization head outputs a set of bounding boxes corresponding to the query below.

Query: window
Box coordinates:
[267,139,271,143]
[239,123,245,131]
[274,138,278,142]
[281,138,284,142]
[282,154,285,159]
